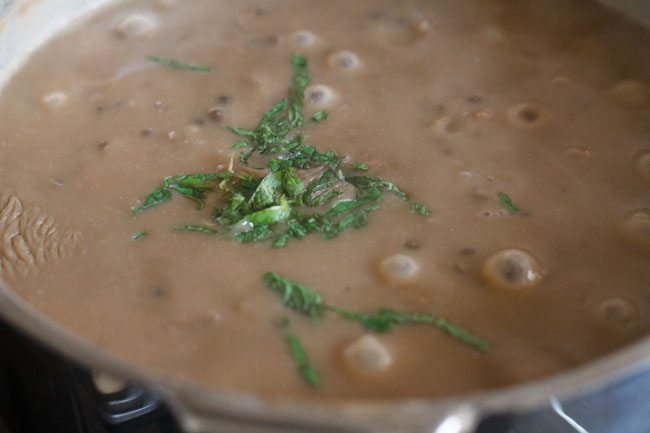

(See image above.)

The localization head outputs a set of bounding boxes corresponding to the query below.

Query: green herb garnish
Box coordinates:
[410,202,432,216]
[311,110,329,122]
[346,176,409,202]
[264,272,325,319]
[132,55,431,246]
[174,224,218,235]
[131,231,148,240]
[498,192,521,215]
[276,319,321,388]
[132,173,230,215]
[263,273,489,353]
[132,187,172,214]
[147,55,211,73]
[331,307,490,353]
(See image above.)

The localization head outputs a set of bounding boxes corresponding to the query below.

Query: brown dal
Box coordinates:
[0,0,649,401]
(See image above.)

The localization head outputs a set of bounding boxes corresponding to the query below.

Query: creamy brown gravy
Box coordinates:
[0,0,649,401]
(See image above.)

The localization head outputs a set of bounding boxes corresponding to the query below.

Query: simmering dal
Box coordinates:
[0,0,649,401]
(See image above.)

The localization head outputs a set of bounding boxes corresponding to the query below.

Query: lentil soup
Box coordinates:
[0,0,649,402]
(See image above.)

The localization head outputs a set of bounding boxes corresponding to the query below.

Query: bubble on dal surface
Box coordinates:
[609,80,650,110]
[305,84,339,109]
[327,51,361,71]
[343,335,393,374]
[288,30,318,48]
[598,298,639,328]
[635,150,650,182]
[506,101,551,130]
[112,13,158,39]
[377,254,419,285]
[481,249,543,290]
[207,107,225,122]
[431,116,462,137]
[620,210,650,249]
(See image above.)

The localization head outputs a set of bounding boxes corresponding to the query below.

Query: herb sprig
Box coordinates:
[175,224,218,235]
[498,192,524,215]
[147,55,211,73]
[132,173,230,215]
[264,273,325,319]
[132,55,431,246]
[276,318,321,388]
[331,307,489,353]
[263,272,490,353]
[131,231,148,241]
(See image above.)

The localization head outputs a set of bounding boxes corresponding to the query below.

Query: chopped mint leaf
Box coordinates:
[273,233,291,248]
[263,272,325,319]
[333,307,490,353]
[264,273,491,353]
[238,196,292,227]
[147,55,211,73]
[275,319,321,388]
[498,192,521,214]
[174,224,218,235]
[311,111,328,122]
[411,202,432,216]
[248,171,283,210]
[234,225,274,243]
[131,231,148,240]
[132,188,172,215]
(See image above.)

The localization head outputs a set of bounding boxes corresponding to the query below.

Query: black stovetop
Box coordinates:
[0,320,180,433]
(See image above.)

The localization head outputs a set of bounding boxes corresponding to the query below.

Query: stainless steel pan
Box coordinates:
[1,1,649,432]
